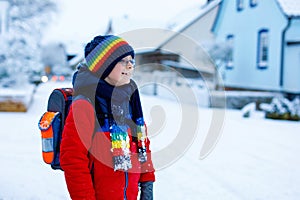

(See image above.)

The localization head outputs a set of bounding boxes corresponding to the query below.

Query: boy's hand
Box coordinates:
[140,181,153,200]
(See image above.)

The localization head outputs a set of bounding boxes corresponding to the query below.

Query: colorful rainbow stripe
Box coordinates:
[85,36,133,76]
[110,124,132,171]
[111,131,130,155]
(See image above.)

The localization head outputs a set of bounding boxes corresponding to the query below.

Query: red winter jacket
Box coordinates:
[60,99,155,200]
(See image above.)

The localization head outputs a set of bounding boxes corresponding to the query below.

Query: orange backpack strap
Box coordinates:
[38,112,60,164]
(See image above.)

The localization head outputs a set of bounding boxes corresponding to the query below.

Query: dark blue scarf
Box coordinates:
[73,65,147,171]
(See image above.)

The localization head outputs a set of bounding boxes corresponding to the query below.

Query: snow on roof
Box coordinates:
[110,15,166,35]
[161,60,196,71]
[0,84,35,107]
[166,5,204,32]
[166,0,220,32]
[277,0,300,17]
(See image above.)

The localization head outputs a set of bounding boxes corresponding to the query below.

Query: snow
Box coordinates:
[166,0,221,32]
[0,84,35,108]
[277,0,300,17]
[1,81,300,199]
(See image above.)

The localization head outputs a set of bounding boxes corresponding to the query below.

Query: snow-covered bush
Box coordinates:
[261,97,300,121]
[291,97,300,117]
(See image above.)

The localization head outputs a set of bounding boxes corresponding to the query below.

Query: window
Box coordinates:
[237,0,244,11]
[250,0,258,7]
[226,35,234,69]
[257,29,269,68]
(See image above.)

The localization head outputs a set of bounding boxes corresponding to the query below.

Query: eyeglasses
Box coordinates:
[118,59,136,67]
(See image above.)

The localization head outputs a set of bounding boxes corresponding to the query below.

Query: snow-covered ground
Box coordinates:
[0,81,300,200]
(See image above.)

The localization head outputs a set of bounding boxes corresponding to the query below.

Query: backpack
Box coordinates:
[38,88,89,170]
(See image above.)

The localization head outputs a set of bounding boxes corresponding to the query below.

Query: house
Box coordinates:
[155,0,222,77]
[212,0,300,95]
[114,1,222,88]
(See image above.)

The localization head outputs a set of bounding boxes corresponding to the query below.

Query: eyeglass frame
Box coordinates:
[118,59,136,67]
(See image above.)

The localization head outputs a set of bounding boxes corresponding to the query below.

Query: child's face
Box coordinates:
[104,55,135,86]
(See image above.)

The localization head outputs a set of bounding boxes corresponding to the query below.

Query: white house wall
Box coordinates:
[283,18,300,93]
[181,4,220,44]
[214,0,288,91]
[161,33,215,74]
[159,4,221,75]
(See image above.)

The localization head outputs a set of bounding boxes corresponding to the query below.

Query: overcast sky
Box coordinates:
[42,0,206,49]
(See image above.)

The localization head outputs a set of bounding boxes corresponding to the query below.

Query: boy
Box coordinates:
[60,35,155,200]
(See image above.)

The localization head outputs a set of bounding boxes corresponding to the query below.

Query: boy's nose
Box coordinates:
[126,64,133,70]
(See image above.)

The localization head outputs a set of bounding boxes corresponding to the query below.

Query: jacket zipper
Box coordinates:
[90,161,95,183]
[124,172,128,200]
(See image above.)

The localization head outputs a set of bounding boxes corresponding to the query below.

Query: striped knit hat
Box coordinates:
[84,35,134,79]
